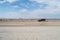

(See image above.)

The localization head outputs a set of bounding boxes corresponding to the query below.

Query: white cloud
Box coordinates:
[0,8,60,18]
[28,8,60,18]
[29,0,60,14]
[11,5,19,8]
[0,0,60,18]
[19,9,28,13]
[0,0,18,3]
[0,9,29,18]
[6,0,18,3]
[0,0,6,3]
[30,0,60,8]
[1,12,19,18]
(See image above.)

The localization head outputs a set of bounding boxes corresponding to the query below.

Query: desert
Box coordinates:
[0,19,60,26]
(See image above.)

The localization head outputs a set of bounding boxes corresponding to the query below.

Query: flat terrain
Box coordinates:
[0,26,60,40]
[0,19,60,40]
[0,19,60,26]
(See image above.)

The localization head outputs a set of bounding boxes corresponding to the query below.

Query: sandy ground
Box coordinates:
[0,26,60,40]
[0,19,60,40]
[0,21,60,26]
[0,19,60,26]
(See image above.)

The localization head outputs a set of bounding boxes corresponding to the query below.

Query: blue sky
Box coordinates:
[0,0,60,18]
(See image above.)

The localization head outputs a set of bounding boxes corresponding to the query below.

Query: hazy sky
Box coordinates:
[0,0,60,18]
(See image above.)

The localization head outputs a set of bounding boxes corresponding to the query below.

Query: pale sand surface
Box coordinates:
[0,26,60,40]
[0,19,60,40]
[0,22,60,26]
[0,19,60,26]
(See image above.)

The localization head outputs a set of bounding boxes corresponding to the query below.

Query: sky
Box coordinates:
[0,0,60,19]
